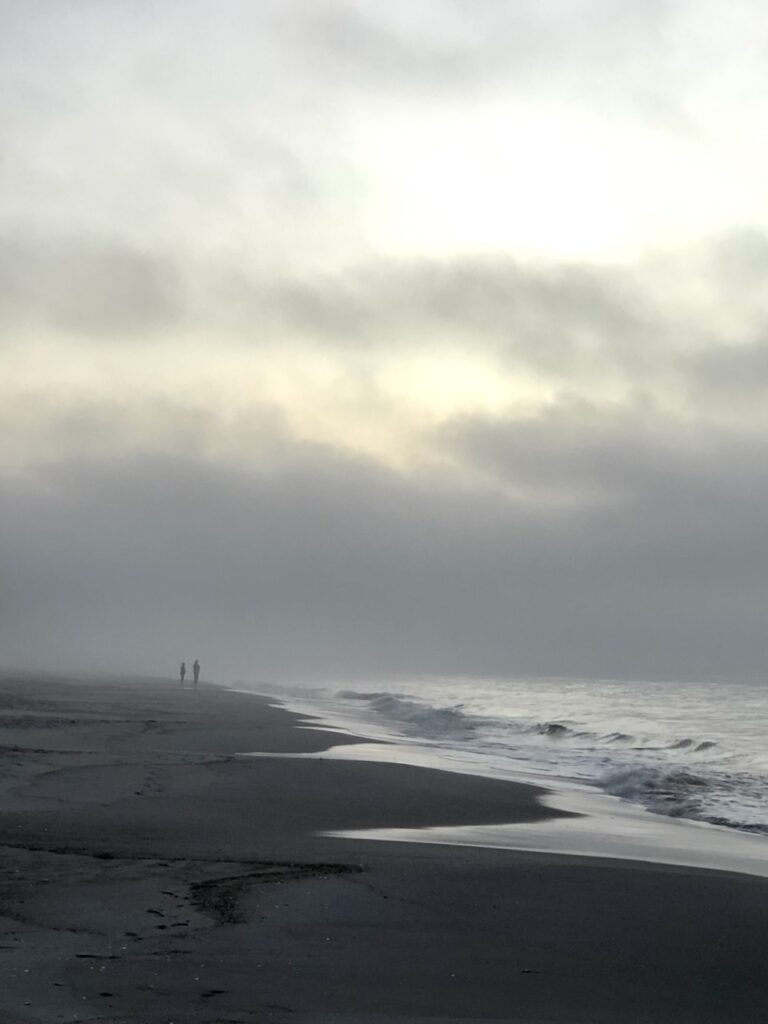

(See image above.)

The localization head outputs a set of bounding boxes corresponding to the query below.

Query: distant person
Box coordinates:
[193,659,200,687]
[179,661,186,686]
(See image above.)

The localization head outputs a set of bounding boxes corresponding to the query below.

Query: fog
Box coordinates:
[2,2,767,684]
[2,398,766,682]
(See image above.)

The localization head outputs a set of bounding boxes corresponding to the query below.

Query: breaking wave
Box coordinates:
[599,765,768,835]
[337,690,480,739]
[330,684,766,836]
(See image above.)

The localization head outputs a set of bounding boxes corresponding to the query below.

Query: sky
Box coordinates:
[2,0,768,683]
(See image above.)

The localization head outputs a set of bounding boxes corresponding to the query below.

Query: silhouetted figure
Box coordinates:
[193,659,200,687]
[179,661,186,686]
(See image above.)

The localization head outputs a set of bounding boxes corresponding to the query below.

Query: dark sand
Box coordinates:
[0,675,766,1023]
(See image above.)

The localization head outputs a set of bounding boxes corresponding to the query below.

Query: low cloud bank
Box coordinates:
[2,402,765,683]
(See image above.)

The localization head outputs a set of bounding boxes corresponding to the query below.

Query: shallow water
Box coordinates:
[254,674,768,838]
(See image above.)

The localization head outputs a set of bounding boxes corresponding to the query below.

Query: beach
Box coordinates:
[0,675,766,1023]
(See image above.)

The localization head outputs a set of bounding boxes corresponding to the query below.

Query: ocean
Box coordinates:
[257,674,768,838]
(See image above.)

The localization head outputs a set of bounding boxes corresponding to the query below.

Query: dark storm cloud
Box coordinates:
[2,397,767,682]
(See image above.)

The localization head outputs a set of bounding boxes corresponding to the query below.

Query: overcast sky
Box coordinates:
[2,1,768,683]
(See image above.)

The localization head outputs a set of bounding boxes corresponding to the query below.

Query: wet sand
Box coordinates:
[0,673,766,1023]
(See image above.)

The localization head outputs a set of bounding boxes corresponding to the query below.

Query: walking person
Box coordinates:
[179,661,186,686]
[192,659,200,687]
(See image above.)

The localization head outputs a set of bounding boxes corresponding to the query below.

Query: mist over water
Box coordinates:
[3,1,768,843]
[267,675,768,837]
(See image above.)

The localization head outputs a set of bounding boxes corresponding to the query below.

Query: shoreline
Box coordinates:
[0,673,766,1022]
[248,685,768,880]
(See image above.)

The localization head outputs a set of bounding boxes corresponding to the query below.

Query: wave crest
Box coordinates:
[336,690,478,739]
[330,686,760,835]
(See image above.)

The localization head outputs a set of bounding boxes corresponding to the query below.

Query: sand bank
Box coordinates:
[0,674,766,1023]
